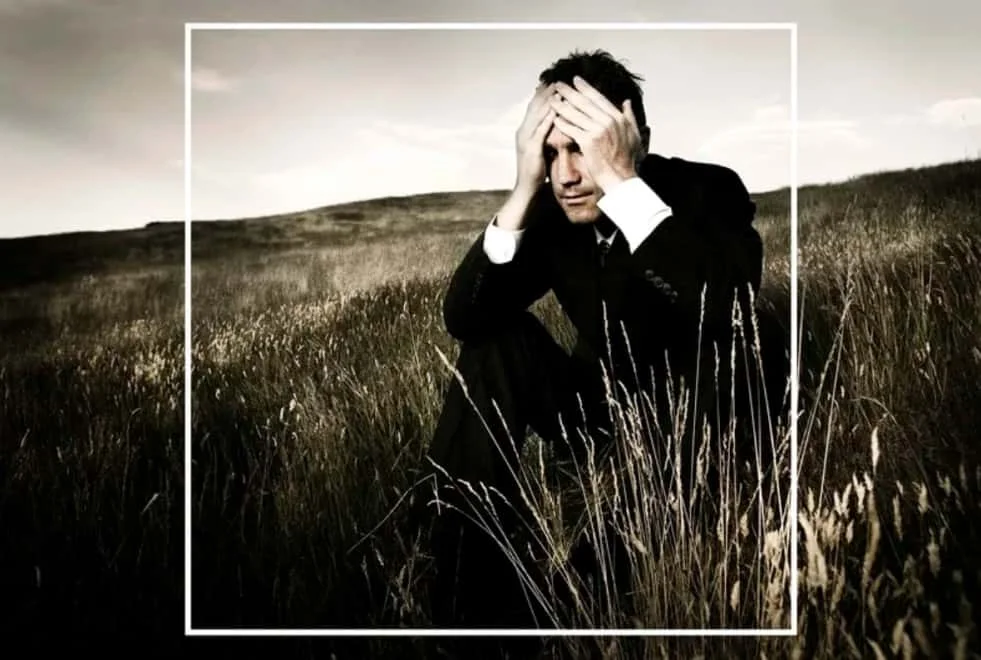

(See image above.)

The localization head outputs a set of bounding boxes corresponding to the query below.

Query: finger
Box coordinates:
[572,75,622,118]
[532,82,550,102]
[521,96,555,138]
[519,106,553,148]
[622,99,639,129]
[554,81,615,122]
[533,108,556,143]
[524,83,553,117]
[532,92,555,120]
[519,89,554,134]
[553,115,586,143]
[530,85,560,121]
[534,81,557,102]
[549,94,602,133]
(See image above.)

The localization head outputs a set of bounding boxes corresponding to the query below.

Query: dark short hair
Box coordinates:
[538,49,647,128]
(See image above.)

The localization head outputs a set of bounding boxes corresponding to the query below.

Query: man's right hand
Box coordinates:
[492,84,556,234]
[514,83,557,196]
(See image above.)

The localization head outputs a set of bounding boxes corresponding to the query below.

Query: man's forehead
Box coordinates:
[545,126,576,149]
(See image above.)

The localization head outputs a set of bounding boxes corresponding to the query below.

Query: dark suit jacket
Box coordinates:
[443,153,763,425]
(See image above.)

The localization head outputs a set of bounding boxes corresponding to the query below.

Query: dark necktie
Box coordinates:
[595,215,616,266]
[594,226,629,370]
[598,237,612,268]
[596,228,629,311]
[597,228,626,269]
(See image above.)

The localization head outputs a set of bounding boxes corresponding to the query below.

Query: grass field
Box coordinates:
[1,159,980,657]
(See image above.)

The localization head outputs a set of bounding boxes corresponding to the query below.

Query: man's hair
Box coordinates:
[538,49,647,128]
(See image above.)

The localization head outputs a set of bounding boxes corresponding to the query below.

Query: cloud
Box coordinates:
[362,93,530,159]
[698,104,870,157]
[248,136,477,213]
[926,97,981,128]
[196,85,531,219]
[695,104,875,191]
[250,137,474,209]
[179,159,241,186]
[752,104,788,123]
[881,113,921,126]
[187,66,238,93]
[245,93,534,212]
[880,98,981,129]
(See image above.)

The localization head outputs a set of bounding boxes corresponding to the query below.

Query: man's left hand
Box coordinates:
[549,75,643,192]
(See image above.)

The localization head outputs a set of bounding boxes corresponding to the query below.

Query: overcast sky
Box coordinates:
[1,0,979,237]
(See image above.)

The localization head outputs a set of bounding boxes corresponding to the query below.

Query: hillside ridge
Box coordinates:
[1,158,978,291]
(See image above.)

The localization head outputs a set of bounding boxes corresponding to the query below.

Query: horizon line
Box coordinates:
[2,155,977,240]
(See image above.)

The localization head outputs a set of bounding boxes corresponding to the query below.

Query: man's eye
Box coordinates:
[543,148,556,161]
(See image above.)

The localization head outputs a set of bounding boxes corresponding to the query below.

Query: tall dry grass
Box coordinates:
[412,288,793,641]
[1,161,979,657]
[185,165,981,657]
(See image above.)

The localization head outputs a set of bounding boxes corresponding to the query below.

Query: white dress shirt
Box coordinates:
[483,177,673,264]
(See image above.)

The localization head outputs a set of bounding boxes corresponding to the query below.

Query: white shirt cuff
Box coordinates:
[482,216,526,264]
[596,177,673,253]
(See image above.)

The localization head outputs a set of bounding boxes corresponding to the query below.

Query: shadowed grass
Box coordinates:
[1,160,980,656]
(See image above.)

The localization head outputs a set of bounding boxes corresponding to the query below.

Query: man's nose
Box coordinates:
[556,153,581,186]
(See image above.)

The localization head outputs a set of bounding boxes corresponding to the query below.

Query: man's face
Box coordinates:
[543,126,602,224]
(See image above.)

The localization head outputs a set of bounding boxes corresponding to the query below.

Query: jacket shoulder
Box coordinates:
[646,155,755,227]
[661,156,749,194]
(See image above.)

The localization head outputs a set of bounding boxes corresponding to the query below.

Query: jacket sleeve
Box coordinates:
[631,164,762,352]
[699,165,763,334]
[442,189,553,341]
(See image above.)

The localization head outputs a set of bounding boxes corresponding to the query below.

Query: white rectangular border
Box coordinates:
[184,21,799,637]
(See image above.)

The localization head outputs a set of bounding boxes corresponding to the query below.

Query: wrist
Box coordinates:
[594,166,636,194]
[495,184,538,232]
[512,178,540,201]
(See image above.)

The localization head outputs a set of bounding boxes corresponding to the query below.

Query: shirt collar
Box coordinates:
[593,226,618,244]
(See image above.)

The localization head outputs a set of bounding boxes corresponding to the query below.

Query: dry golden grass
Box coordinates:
[1,159,979,656]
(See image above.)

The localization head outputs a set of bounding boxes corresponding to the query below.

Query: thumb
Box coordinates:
[622,99,637,124]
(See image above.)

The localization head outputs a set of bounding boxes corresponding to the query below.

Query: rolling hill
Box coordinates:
[2,157,977,291]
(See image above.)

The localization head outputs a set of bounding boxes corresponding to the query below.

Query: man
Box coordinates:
[420,49,785,632]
